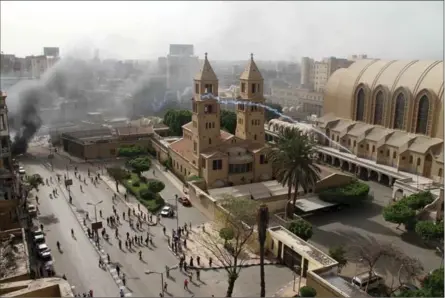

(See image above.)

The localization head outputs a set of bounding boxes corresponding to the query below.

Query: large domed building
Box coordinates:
[317,59,443,181]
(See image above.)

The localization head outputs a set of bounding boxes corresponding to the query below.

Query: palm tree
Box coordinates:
[268,128,321,218]
[257,204,269,297]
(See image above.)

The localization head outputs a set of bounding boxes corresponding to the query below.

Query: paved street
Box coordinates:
[23,161,119,297]
[307,178,443,277]
[22,144,295,297]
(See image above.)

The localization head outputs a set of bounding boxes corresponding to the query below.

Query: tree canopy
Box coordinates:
[287,218,313,241]
[147,180,165,193]
[25,174,44,191]
[163,109,192,136]
[127,156,151,176]
[220,110,237,134]
[117,145,147,157]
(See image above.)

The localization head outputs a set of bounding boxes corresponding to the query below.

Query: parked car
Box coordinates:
[37,243,50,257]
[18,166,26,175]
[28,204,37,216]
[351,271,384,291]
[178,197,191,206]
[160,206,174,217]
[32,229,45,244]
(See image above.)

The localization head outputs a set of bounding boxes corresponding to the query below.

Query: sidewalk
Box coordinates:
[273,276,307,297]
[171,222,278,270]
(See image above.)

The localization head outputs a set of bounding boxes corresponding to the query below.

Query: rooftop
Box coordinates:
[318,271,370,298]
[269,226,337,267]
[0,229,29,281]
[294,195,336,212]
[169,138,195,163]
[208,180,289,200]
[0,277,74,297]
[115,126,153,136]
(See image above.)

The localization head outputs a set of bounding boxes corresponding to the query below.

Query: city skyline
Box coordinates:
[1,1,443,61]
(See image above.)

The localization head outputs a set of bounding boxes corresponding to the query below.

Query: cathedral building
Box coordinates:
[167,54,273,188]
[317,59,443,182]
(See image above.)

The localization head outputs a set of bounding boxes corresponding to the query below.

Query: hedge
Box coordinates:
[300,286,317,297]
[318,180,370,205]
[122,174,165,212]
[403,191,434,210]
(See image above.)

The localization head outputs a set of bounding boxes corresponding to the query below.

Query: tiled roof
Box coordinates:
[364,127,393,142]
[346,123,374,138]
[182,122,193,131]
[406,136,443,154]
[169,138,195,162]
[385,131,415,148]
[220,130,233,140]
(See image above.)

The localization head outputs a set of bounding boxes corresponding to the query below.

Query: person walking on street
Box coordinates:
[116,264,120,276]
[183,279,189,290]
[107,254,110,264]
[163,281,168,292]
[122,273,126,286]
[197,256,200,266]
[196,269,200,280]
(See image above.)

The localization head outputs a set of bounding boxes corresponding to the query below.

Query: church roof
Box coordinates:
[240,53,263,81]
[194,53,218,81]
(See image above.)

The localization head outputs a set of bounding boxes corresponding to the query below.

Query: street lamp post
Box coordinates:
[87,200,103,223]
[174,194,179,231]
[145,264,178,296]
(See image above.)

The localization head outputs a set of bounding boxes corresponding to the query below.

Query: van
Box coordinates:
[351,271,384,291]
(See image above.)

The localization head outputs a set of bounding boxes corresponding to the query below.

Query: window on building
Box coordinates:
[205,123,208,129]
[202,158,206,169]
[0,115,5,131]
[209,138,212,145]
[251,84,256,93]
[204,84,213,94]
[254,134,257,140]
[416,95,430,135]
[417,158,421,166]
[366,144,369,150]
[386,150,390,157]
[353,140,356,147]
[260,154,268,164]
[393,152,397,159]
[212,122,215,128]
[409,155,413,164]
[195,84,199,94]
[238,104,245,111]
[348,139,351,146]
[229,162,253,174]
[355,88,365,121]
[241,83,246,93]
[372,145,375,153]
[193,141,197,153]
[374,91,384,125]
[336,136,339,142]
[204,104,213,114]
[212,159,222,170]
[394,93,406,129]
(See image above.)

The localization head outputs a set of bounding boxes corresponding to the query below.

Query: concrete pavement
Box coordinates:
[24,162,120,297]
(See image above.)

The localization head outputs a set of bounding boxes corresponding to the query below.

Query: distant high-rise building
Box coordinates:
[30,55,57,78]
[0,91,18,200]
[300,56,355,92]
[166,44,199,92]
[158,57,167,75]
[43,47,60,57]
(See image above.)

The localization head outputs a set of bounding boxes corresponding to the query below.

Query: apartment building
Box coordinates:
[300,56,354,92]
[30,55,58,78]
[270,87,323,120]
[166,44,200,93]
[0,92,17,200]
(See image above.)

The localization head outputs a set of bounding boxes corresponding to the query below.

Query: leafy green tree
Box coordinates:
[318,180,370,205]
[107,167,130,192]
[118,145,147,157]
[329,246,348,272]
[220,110,237,134]
[140,189,157,201]
[264,103,283,121]
[127,157,151,176]
[163,109,192,136]
[25,174,44,191]
[257,204,269,297]
[268,128,320,218]
[299,286,317,297]
[147,180,165,193]
[219,227,235,245]
[415,220,444,243]
[396,267,444,297]
[383,201,416,229]
[404,191,435,210]
[288,219,313,241]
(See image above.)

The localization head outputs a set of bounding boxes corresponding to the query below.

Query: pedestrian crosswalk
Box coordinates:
[72,207,132,297]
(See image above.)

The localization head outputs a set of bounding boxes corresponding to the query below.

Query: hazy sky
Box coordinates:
[1,1,443,61]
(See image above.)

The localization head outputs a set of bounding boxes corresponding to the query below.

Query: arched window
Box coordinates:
[393,93,406,129]
[416,95,430,134]
[355,88,365,121]
[373,91,384,125]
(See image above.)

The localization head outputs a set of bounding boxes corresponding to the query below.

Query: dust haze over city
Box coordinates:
[1,1,442,153]
[1,1,445,298]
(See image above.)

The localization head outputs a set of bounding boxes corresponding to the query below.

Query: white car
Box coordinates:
[18,166,26,175]
[160,206,173,217]
[33,230,45,244]
[37,243,50,257]
[28,205,37,216]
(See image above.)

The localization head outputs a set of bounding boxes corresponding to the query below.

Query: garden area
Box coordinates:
[383,191,443,246]
[107,156,166,212]
[317,180,371,205]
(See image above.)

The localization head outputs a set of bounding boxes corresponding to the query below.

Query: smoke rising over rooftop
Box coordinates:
[1,1,442,60]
